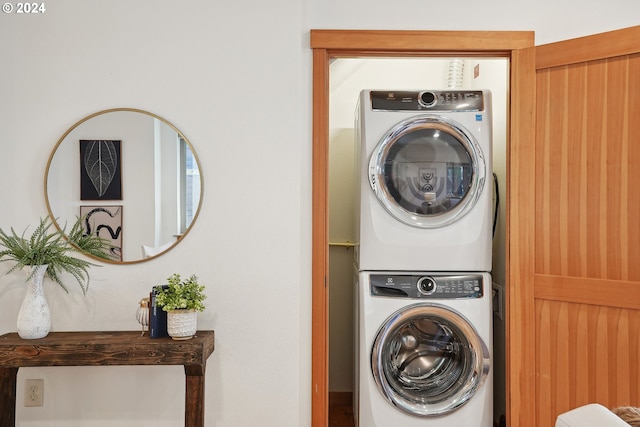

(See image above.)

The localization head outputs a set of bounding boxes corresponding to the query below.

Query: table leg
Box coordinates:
[184,365,206,427]
[0,367,18,427]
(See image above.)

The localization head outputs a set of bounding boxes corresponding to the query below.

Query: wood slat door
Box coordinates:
[514,26,640,426]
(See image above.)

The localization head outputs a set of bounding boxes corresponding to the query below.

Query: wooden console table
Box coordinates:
[0,330,215,427]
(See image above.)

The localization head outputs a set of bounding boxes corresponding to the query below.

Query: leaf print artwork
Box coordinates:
[84,140,118,197]
[80,140,122,200]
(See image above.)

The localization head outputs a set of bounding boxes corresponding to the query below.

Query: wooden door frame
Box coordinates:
[310,30,536,426]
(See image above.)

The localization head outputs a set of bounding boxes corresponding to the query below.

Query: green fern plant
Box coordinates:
[66,216,115,261]
[0,216,109,294]
[155,274,206,312]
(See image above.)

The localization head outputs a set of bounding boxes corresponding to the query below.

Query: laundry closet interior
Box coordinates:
[327,57,509,425]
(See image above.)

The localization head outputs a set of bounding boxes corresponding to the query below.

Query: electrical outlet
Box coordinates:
[24,379,44,407]
[492,282,504,321]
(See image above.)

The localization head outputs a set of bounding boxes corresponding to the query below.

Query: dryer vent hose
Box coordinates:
[447,59,465,89]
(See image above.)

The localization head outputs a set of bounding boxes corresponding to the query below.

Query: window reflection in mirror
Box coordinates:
[180,138,201,233]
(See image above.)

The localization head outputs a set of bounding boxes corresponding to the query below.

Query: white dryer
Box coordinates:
[355,89,493,272]
[354,270,492,427]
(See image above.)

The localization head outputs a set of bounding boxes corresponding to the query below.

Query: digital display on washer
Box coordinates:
[370,274,484,299]
[370,90,485,111]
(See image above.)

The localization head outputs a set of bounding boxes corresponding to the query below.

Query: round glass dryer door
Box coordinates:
[371,304,490,417]
[369,115,486,228]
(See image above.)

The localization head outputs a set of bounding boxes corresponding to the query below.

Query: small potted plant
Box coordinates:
[0,216,110,339]
[155,273,206,340]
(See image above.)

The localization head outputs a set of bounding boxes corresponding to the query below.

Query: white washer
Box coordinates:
[355,270,492,427]
[355,89,493,272]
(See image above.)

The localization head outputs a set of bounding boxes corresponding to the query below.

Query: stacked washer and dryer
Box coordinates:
[354,89,493,427]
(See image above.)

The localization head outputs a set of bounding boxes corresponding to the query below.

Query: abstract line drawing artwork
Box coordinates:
[80,205,123,261]
[79,140,122,200]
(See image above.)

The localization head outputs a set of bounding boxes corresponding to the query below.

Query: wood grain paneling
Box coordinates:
[310,30,533,52]
[312,46,330,427]
[535,54,640,281]
[535,274,640,310]
[533,27,640,427]
[536,26,640,69]
[535,301,640,426]
[506,46,538,427]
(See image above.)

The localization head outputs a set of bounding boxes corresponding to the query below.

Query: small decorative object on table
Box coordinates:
[0,216,109,339]
[154,274,206,340]
[136,297,150,335]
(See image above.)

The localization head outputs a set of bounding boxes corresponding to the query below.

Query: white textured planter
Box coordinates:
[166,309,197,340]
[17,265,51,339]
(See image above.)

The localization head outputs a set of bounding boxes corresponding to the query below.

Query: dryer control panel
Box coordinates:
[370,273,484,299]
[370,90,485,112]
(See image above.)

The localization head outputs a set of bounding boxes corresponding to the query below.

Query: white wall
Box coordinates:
[0,1,307,426]
[0,0,638,425]
[304,0,640,45]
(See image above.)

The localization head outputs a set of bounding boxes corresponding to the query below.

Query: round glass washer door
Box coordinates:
[369,115,486,228]
[371,303,490,417]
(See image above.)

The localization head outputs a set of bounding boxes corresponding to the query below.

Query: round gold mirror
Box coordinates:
[44,108,203,264]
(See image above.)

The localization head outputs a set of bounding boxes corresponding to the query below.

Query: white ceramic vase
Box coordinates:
[17,265,51,339]
[166,309,197,340]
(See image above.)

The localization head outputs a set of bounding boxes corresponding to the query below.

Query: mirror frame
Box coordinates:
[44,108,204,264]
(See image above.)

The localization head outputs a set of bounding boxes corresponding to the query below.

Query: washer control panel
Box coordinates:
[370,90,485,112]
[370,273,484,299]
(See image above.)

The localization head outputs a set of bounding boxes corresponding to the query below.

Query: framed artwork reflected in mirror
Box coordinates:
[80,205,123,261]
[79,140,122,201]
